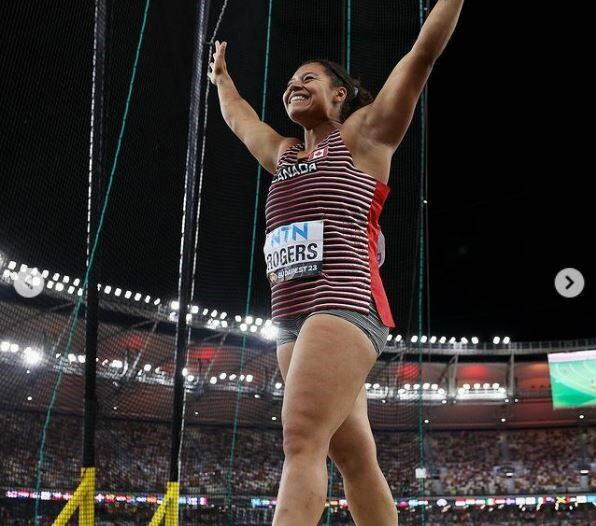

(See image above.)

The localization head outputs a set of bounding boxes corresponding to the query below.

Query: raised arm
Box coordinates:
[209,41,295,175]
[357,0,464,150]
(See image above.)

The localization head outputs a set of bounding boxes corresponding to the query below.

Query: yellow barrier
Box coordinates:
[149,481,180,526]
[52,467,95,526]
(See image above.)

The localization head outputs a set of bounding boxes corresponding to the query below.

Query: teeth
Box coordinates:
[290,95,307,103]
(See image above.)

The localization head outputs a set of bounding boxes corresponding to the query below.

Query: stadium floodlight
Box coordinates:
[503,336,511,344]
[505,398,509,403]
[211,310,218,318]
[155,367,161,374]
[240,323,248,332]
[219,372,227,380]
[110,360,123,369]
[386,334,393,341]
[255,317,263,325]
[473,383,481,390]
[420,335,428,343]
[424,419,430,424]
[580,468,589,474]
[514,398,519,403]
[10,343,19,353]
[429,336,437,343]
[220,312,227,320]
[114,288,122,297]
[254,393,260,398]
[134,293,141,301]
[72,278,80,286]
[187,375,194,382]
[264,319,273,327]
[23,347,42,365]
[52,273,60,281]
[143,364,151,372]
[441,399,447,404]
[404,383,411,390]
[423,383,430,390]
[493,336,500,344]
[246,374,254,383]
[104,285,112,294]
[498,387,506,393]
[239,374,245,381]
[124,290,132,299]
[250,325,258,333]
[0,341,10,352]
[492,383,500,389]
[144,295,151,303]
[27,396,33,401]
[438,388,445,394]
[229,374,237,381]
[55,283,64,292]
[202,308,209,316]
[67,286,75,294]
[245,315,254,324]
[77,288,84,296]
[471,337,479,344]
[154,298,161,306]
[41,269,50,278]
[209,376,217,384]
[235,315,242,322]
[2,269,11,279]
[190,305,199,314]
[501,418,506,423]
[68,353,77,363]
[413,383,420,390]
[396,334,402,342]
[448,337,456,344]
[579,414,585,419]
[431,384,438,390]
[483,383,490,389]
[365,383,371,389]
[460,337,468,344]
[185,313,192,322]
[271,416,277,421]
[439,336,446,344]
[8,261,17,270]
[77,355,85,364]
[221,320,228,328]
[411,335,418,343]
[275,382,283,389]
[381,399,386,404]
[373,383,380,389]
[463,383,470,390]
[62,275,70,283]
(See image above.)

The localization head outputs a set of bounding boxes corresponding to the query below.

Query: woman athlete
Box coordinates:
[209,1,464,524]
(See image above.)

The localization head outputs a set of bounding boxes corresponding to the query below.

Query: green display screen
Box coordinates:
[548,350,596,408]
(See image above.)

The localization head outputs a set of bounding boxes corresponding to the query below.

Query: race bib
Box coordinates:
[264,220,324,284]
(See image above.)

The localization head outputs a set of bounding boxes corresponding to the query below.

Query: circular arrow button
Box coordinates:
[554,268,584,298]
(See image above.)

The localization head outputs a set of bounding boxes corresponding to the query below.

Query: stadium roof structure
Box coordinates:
[1,268,595,431]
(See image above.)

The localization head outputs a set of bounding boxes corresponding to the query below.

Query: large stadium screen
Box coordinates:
[548,350,596,408]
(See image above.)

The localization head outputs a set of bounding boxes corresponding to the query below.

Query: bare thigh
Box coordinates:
[277,315,377,454]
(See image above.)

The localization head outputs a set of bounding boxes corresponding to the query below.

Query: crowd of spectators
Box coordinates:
[0,411,593,498]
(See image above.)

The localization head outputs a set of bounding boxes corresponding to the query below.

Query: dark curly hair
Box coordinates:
[301,59,374,122]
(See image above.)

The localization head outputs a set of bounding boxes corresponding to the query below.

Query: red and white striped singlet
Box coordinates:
[264,129,395,328]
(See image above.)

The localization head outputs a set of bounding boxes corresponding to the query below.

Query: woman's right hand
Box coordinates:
[208,40,228,85]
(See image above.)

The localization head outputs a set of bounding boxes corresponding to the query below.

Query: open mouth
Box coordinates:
[288,93,310,106]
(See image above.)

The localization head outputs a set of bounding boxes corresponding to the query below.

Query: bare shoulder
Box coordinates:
[340,107,394,185]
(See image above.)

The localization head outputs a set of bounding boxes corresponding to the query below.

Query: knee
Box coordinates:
[282,416,329,458]
[329,437,378,476]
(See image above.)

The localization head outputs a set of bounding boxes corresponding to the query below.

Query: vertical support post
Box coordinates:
[82,2,110,523]
[168,2,211,524]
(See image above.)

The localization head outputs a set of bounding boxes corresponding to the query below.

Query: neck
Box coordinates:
[302,121,340,152]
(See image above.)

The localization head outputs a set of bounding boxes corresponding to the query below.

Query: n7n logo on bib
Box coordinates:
[269,223,309,247]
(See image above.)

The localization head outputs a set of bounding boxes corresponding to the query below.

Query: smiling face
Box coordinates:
[283,62,347,128]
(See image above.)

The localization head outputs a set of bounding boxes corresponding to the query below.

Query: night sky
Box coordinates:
[1,1,593,342]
